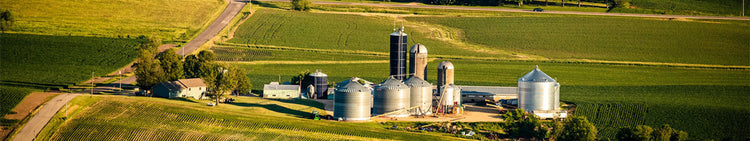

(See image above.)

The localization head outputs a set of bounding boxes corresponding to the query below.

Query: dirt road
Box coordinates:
[256,0,750,21]
[12,94,79,141]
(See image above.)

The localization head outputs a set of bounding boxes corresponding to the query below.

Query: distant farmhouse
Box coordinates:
[263,82,300,99]
[153,78,207,99]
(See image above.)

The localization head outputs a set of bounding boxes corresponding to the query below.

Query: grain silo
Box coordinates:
[409,43,428,80]
[437,84,460,114]
[437,61,454,92]
[373,76,410,117]
[310,69,328,99]
[404,75,432,115]
[333,78,372,121]
[390,27,408,80]
[517,66,560,112]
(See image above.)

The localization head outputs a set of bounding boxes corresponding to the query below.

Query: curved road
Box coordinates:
[258,0,750,21]
[12,1,248,141]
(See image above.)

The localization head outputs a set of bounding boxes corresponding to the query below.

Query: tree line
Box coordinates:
[134,36,251,105]
[500,109,688,140]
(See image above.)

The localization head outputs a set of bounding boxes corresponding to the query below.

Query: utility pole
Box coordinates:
[91,72,94,97]
[119,71,122,93]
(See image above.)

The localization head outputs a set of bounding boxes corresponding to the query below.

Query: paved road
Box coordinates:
[257,0,750,21]
[13,94,79,141]
[179,0,248,57]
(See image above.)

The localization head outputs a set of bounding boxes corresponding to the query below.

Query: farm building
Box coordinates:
[458,86,517,103]
[263,82,301,99]
[152,78,207,99]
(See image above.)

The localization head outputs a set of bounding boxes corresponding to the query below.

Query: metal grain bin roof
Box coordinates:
[438,61,454,69]
[518,66,556,82]
[404,76,431,87]
[410,43,427,54]
[378,76,409,90]
[336,79,369,93]
[390,27,407,36]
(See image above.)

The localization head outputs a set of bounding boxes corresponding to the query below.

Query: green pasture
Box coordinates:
[38,96,463,140]
[0,33,140,86]
[211,46,388,61]
[0,0,225,39]
[617,0,749,16]
[407,16,750,65]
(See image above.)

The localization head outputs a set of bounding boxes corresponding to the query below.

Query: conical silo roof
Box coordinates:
[518,66,556,82]
[438,61,454,69]
[310,69,327,77]
[404,76,431,87]
[410,43,427,54]
[336,79,369,93]
[378,76,409,90]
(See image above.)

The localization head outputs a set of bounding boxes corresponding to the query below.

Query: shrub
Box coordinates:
[291,0,311,11]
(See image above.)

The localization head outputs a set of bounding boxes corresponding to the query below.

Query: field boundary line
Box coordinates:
[220,60,389,64]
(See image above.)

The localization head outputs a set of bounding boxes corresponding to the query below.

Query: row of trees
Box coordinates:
[134,37,251,105]
[502,109,597,140]
[617,124,688,141]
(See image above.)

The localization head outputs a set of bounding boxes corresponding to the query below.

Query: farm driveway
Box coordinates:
[179,0,248,57]
[256,0,750,21]
[12,94,78,141]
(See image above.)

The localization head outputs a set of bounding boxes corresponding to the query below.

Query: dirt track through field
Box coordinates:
[256,0,750,21]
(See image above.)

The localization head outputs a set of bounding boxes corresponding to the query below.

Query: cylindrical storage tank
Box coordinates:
[452,84,461,106]
[333,78,372,121]
[438,84,459,113]
[390,27,408,80]
[373,77,410,117]
[310,69,328,99]
[437,61,454,92]
[404,76,432,115]
[517,66,559,112]
[409,43,428,80]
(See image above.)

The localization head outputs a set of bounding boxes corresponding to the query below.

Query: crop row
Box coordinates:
[0,33,139,86]
[0,86,35,117]
[48,98,454,140]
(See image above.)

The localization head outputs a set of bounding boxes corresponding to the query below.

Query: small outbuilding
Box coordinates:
[153,78,207,99]
[263,82,301,99]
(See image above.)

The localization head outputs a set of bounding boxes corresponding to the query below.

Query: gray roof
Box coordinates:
[410,43,427,54]
[377,77,409,90]
[404,76,431,87]
[518,66,556,82]
[459,85,517,96]
[438,61,454,69]
[390,28,407,36]
[264,82,300,90]
[336,79,370,93]
[157,78,206,91]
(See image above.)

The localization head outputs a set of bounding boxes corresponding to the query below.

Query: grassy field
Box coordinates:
[407,16,750,65]
[37,95,465,140]
[615,0,749,16]
[0,0,225,40]
[211,46,388,61]
[0,33,140,86]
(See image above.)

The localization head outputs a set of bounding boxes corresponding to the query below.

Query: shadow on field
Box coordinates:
[252,1,281,9]
[229,102,311,118]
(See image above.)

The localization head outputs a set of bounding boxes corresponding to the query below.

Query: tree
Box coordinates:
[652,124,673,141]
[205,64,236,105]
[157,48,184,81]
[231,66,252,96]
[552,118,564,140]
[611,0,630,8]
[183,55,201,78]
[197,50,215,63]
[291,0,311,11]
[502,109,550,140]
[558,116,597,141]
[134,37,166,92]
[617,125,653,141]
[1,10,14,33]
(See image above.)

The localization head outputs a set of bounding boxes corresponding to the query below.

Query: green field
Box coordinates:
[0,33,140,86]
[38,96,464,140]
[616,0,749,16]
[0,0,225,39]
[407,16,750,65]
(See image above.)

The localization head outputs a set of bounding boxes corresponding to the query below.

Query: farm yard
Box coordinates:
[212,4,750,140]
[37,96,464,140]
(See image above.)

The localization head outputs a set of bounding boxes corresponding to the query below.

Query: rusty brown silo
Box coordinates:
[437,61,454,92]
[409,43,428,80]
